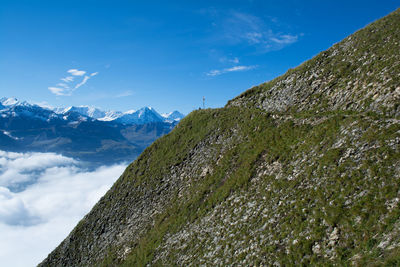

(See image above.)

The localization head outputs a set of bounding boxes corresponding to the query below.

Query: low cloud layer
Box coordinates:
[48,68,98,96]
[0,151,126,266]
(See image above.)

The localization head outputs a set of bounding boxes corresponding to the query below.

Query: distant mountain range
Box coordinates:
[52,105,184,124]
[1,98,184,124]
[0,97,184,165]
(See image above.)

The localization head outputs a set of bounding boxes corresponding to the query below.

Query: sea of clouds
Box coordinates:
[0,150,127,266]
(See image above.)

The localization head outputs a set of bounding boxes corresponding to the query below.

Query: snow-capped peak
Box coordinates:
[34,102,54,110]
[161,110,185,122]
[1,97,20,106]
[1,97,184,124]
[123,109,136,115]
[116,106,165,125]
[56,106,106,119]
[98,110,123,121]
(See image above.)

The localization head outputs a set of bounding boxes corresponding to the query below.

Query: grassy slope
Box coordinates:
[114,108,399,266]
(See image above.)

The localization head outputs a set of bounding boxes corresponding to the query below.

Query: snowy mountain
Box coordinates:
[0,98,184,125]
[56,106,106,119]
[0,98,58,121]
[51,103,183,124]
[1,97,20,106]
[99,110,123,121]
[161,110,185,122]
[116,107,164,125]
[0,97,184,164]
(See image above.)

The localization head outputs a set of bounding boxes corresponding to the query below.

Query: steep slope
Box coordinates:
[40,9,400,266]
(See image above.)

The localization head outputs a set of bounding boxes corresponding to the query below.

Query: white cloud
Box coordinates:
[56,83,70,89]
[49,69,98,96]
[219,56,239,64]
[246,32,263,44]
[60,76,74,83]
[230,57,239,64]
[0,150,126,267]
[0,187,41,226]
[48,87,68,96]
[225,65,256,72]
[270,34,298,44]
[206,69,222,77]
[206,65,257,77]
[115,90,134,98]
[209,11,299,53]
[67,69,86,76]
[74,75,90,89]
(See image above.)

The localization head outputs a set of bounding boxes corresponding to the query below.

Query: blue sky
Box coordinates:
[1,1,398,114]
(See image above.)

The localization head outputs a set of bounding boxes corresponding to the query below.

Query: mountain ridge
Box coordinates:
[0,98,184,165]
[0,98,185,124]
[40,9,400,266]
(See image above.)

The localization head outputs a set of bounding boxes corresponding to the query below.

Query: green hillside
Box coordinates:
[40,8,400,266]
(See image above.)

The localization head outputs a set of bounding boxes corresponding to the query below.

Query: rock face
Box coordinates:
[40,9,400,266]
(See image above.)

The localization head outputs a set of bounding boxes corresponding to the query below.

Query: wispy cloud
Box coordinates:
[219,56,240,64]
[48,69,98,96]
[48,87,68,96]
[206,69,222,76]
[245,32,263,44]
[74,76,90,89]
[226,65,255,72]
[206,10,299,53]
[67,69,86,76]
[60,76,74,83]
[228,12,299,51]
[114,90,134,98]
[206,65,257,77]
[230,57,239,64]
[56,83,69,88]
[0,150,126,266]
[270,34,298,44]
